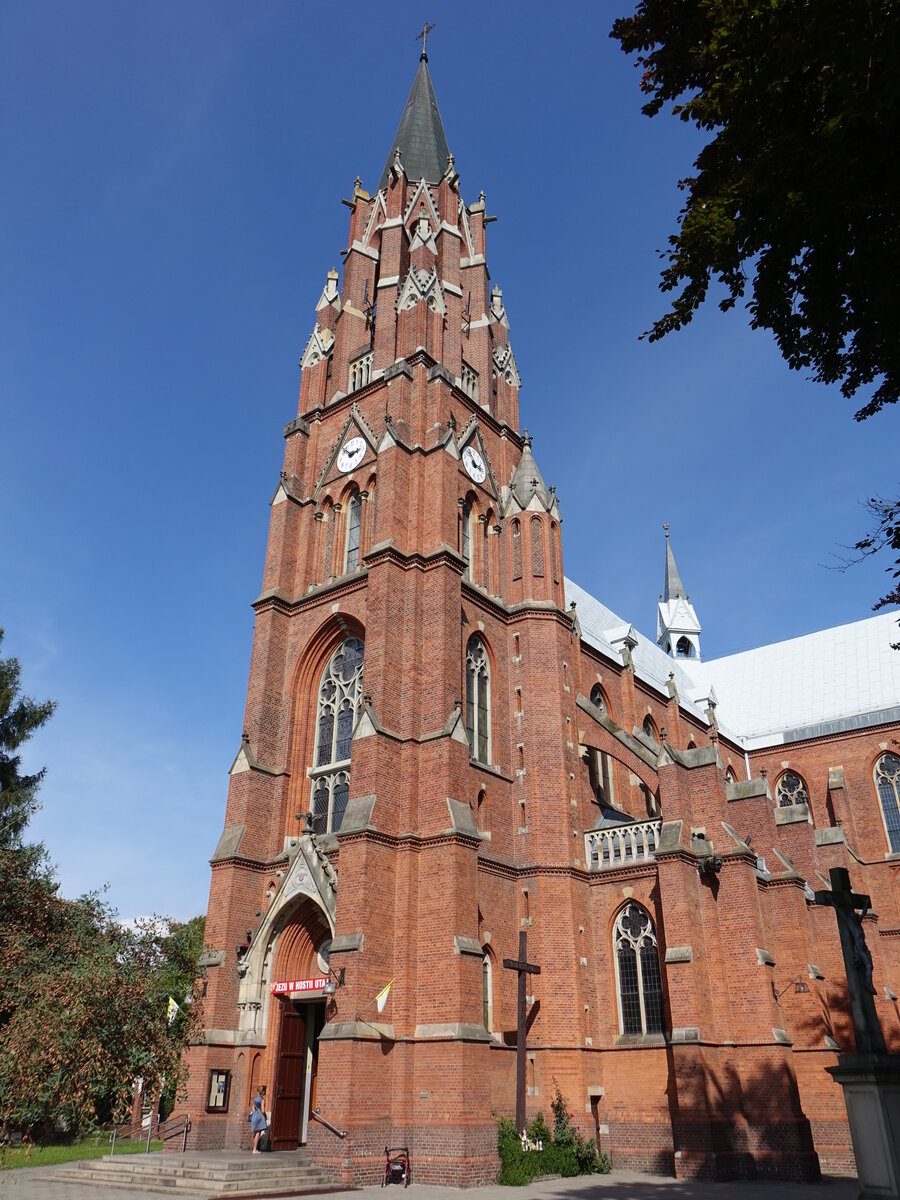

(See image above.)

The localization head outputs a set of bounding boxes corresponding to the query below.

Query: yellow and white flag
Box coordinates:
[375,979,393,1013]
[167,996,180,1025]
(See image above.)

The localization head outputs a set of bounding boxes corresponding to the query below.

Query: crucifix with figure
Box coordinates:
[503,931,541,1134]
[814,866,886,1056]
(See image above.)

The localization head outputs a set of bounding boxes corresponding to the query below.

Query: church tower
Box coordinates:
[656,524,701,660]
[185,45,579,1184]
[183,43,881,1188]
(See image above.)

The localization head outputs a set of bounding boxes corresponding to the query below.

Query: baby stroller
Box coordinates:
[382,1145,410,1186]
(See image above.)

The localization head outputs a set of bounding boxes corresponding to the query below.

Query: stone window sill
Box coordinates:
[613,1032,667,1048]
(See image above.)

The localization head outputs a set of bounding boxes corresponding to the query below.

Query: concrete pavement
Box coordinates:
[0,1164,860,1200]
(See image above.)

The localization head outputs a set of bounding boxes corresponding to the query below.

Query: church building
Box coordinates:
[185,48,900,1185]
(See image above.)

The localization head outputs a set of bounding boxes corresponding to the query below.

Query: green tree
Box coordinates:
[0,630,56,848]
[0,849,205,1137]
[610,0,900,417]
[610,1,900,624]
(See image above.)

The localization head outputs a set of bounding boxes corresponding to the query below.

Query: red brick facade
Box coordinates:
[184,56,900,1186]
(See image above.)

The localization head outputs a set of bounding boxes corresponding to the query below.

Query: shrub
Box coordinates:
[496,1086,611,1185]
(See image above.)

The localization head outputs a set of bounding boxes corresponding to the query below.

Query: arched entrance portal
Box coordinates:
[266,897,332,1150]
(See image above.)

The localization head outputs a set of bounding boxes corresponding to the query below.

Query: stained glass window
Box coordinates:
[614,903,664,1036]
[776,770,809,808]
[309,637,364,835]
[875,753,900,853]
[345,491,361,571]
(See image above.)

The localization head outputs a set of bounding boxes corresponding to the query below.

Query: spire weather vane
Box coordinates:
[416,22,436,61]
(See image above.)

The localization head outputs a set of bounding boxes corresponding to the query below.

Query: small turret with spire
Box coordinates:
[656,524,702,660]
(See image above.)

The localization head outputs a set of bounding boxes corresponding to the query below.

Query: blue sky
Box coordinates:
[2,1,897,920]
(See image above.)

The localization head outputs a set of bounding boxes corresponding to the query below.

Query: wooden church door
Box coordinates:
[271,1000,306,1150]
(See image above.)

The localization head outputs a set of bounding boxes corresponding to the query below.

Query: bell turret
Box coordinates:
[656,523,702,660]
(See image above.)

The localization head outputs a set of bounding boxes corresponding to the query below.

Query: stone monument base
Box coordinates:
[827,1055,900,1200]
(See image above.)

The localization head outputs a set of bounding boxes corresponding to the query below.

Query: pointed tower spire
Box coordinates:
[663,521,686,600]
[657,524,702,661]
[508,430,553,512]
[378,54,452,190]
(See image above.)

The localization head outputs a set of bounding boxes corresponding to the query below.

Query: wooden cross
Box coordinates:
[416,22,436,61]
[814,866,886,1056]
[503,931,541,1134]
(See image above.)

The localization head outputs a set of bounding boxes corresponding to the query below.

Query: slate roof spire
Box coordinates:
[663,522,686,601]
[378,54,452,191]
[508,430,553,512]
[657,524,702,661]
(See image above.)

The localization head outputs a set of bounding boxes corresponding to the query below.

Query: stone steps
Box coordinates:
[37,1151,337,1197]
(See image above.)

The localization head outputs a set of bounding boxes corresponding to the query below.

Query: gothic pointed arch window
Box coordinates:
[775,769,809,808]
[461,499,473,581]
[614,902,664,1036]
[642,716,659,745]
[511,519,522,581]
[309,636,364,835]
[344,490,362,572]
[675,636,694,658]
[482,949,494,1032]
[590,684,607,714]
[874,753,900,852]
[531,516,544,577]
[465,634,490,764]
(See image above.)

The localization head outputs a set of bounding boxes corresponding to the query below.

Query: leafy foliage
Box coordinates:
[848,497,900,645]
[0,845,205,1139]
[0,631,56,848]
[610,0,900,419]
[496,1085,610,1185]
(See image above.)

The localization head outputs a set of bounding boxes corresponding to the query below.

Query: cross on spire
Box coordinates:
[416,22,436,61]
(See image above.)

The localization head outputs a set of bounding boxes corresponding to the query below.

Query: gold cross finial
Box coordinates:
[416,22,435,61]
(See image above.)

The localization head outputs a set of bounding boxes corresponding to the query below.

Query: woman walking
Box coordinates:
[248,1093,267,1154]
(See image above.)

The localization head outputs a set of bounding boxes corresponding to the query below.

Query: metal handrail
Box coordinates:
[108,1112,191,1156]
[310,1107,347,1139]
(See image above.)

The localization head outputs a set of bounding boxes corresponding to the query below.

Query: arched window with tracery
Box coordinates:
[465,635,490,764]
[776,770,809,808]
[614,902,664,1036]
[309,637,364,835]
[344,490,361,572]
[874,753,900,852]
[590,684,607,714]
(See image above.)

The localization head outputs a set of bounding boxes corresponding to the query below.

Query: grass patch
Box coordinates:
[0,1139,163,1171]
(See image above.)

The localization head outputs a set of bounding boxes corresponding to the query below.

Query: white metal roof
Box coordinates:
[566,577,900,749]
[685,611,900,748]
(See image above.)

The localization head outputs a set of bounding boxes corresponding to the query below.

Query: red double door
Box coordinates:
[270,1000,325,1151]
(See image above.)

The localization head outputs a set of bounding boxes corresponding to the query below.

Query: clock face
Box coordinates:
[462,444,486,483]
[337,436,366,474]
